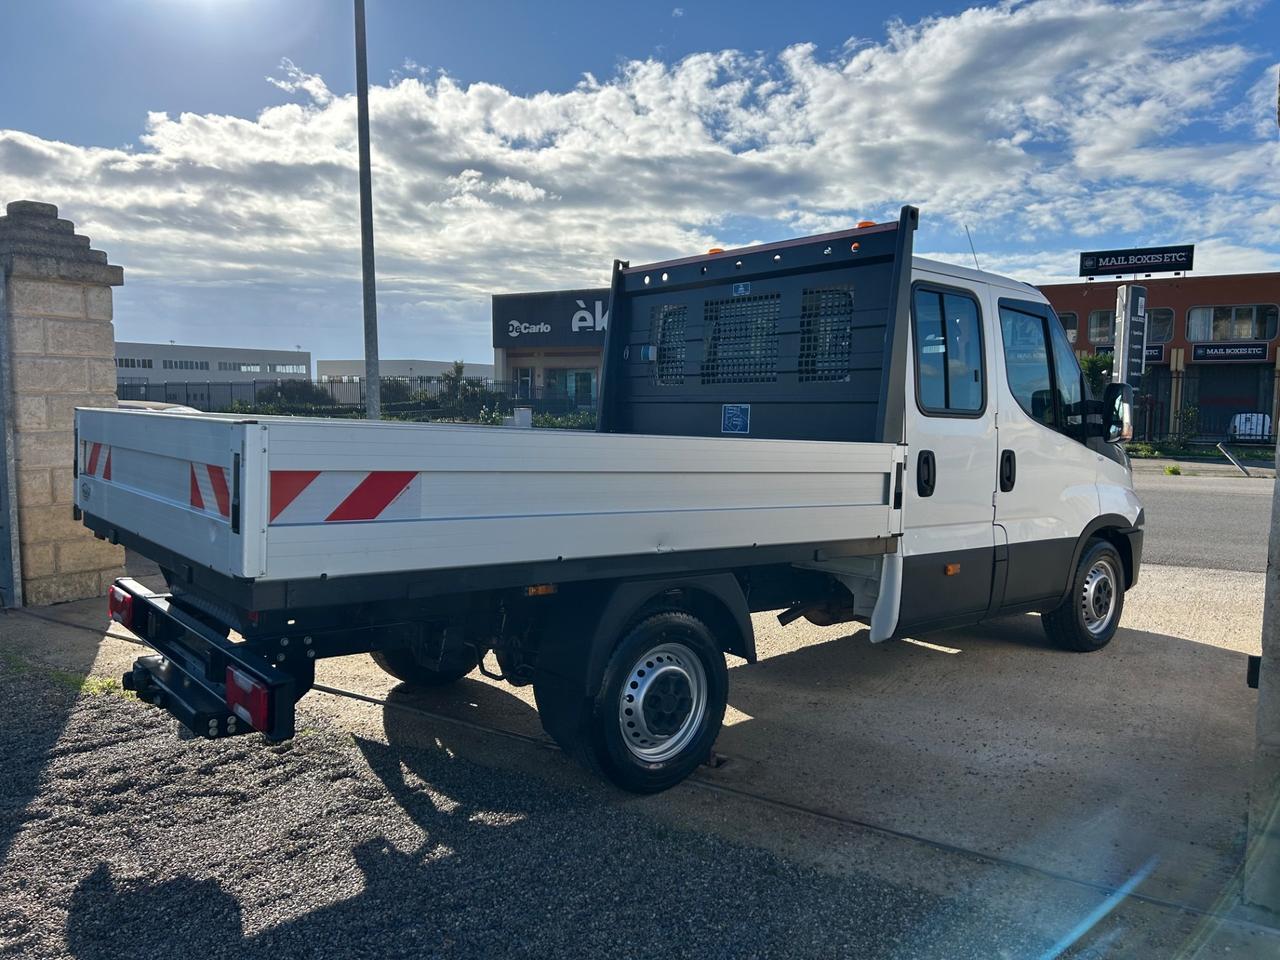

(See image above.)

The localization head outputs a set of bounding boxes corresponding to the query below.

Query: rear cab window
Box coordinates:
[911,284,985,417]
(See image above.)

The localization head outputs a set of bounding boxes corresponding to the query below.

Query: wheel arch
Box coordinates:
[538,573,753,698]
[1063,513,1142,601]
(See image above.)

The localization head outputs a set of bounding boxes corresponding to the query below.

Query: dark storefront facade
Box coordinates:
[1040,272,1279,442]
[491,288,609,407]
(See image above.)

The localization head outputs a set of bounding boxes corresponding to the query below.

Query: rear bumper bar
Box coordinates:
[112,578,299,741]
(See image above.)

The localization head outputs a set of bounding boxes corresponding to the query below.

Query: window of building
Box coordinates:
[1147,307,1174,344]
[267,363,307,374]
[1187,304,1279,342]
[512,367,534,399]
[545,368,597,403]
[1057,312,1078,344]
[911,286,985,415]
[1088,309,1115,344]
[999,306,1056,428]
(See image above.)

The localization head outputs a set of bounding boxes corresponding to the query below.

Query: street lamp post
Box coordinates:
[354,0,381,419]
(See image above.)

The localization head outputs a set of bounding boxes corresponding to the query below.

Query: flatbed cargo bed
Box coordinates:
[76,409,903,609]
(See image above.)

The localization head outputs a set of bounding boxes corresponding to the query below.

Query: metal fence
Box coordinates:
[116,377,595,420]
[117,370,1275,444]
[1135,368,1276,444]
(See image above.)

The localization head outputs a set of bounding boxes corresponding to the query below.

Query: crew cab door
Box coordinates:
[992,297,1099,609]
[897,276,998,633]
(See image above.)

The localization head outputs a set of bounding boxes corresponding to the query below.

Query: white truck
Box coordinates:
[77,207,1144,792]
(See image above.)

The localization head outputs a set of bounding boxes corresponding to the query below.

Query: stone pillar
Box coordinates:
[0,201,125,606]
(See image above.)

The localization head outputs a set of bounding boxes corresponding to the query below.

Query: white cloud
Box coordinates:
[0,0,1275,361]
[264,58,334,107]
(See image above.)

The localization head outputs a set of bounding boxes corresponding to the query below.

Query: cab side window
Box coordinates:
[1048,312,1086,438]
[998,306,1055,428]
[912,286,984,416]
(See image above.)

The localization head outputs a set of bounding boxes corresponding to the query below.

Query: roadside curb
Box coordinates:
[1131,457,1275,478]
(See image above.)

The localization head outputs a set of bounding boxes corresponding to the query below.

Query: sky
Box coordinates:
[0,0,1277,365]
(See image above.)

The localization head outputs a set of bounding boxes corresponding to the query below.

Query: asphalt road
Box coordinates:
[1133,472,1272,572]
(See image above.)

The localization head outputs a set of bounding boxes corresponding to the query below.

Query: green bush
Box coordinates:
[533,409,598,430]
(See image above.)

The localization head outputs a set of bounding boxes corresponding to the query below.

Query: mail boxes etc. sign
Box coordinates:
[1079,245,1194,277]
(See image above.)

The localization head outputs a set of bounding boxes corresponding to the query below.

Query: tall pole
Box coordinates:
[354,0,380,420]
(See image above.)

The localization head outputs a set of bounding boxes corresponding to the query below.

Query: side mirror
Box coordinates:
[1102,382,1133,443]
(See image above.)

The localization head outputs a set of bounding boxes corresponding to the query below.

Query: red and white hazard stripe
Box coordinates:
[190,462,231,519]
[268,470,420,525]
[82,441,112,481]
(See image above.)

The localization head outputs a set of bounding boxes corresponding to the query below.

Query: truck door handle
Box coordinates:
[999,449,1016,492]
[917,450,936,498]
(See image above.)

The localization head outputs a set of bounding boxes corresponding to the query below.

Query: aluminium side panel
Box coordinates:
[75,409,255,578]
[258,418,900,582]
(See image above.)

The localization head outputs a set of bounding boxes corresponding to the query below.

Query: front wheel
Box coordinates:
[539,611,728,793]
[1042,539,1125,652]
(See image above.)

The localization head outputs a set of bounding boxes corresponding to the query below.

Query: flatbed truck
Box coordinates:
[77,208,1143,792]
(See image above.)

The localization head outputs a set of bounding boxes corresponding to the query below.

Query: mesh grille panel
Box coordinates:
[650,304,687,385]
[700,293,780,384]
[798,286,855,382]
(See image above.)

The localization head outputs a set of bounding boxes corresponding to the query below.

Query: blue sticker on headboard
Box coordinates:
[721,404,751,434]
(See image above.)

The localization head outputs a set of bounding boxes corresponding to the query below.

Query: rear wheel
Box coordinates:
[537,611,728,793]
[370,633,481,688]
[1043,539,1125,652]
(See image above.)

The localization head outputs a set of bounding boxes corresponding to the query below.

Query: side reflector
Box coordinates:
[225,666,270,730]
[944,563,961,577]
[107,585,134,628]
[524,583,558,597]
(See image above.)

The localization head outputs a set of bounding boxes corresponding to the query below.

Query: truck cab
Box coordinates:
[895,258,1142,644]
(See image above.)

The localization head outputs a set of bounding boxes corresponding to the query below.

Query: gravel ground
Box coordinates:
[0,655,1060,960]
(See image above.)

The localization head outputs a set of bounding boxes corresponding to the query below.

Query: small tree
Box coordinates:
[1079,354,1113,397]
[441,360,466,401]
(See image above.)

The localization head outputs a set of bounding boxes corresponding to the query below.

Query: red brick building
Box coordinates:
[1039,272,1279,441]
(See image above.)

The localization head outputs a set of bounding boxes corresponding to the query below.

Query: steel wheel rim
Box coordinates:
[618,641,708,763]
[1080,557,1118,635]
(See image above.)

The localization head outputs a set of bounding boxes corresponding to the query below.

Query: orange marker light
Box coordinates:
[707,247,724,254]
[944,563,961,577]
[856,220,876,228]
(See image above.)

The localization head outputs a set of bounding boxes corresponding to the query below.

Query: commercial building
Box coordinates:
[115,341,311,384]
[114,341,312,410]
[1039,272,1280,439]
[492,288,609,404]
[316,358,494,381]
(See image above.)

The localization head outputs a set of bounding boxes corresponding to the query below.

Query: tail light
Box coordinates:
[107,585,134,628]
[225,666,270,730]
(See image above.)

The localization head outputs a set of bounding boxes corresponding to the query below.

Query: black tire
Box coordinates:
[1043,539,1126,652]
[370,643,481,688]
[537,611,728,794]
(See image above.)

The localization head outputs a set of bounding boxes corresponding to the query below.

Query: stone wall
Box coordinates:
[0,201,124,605]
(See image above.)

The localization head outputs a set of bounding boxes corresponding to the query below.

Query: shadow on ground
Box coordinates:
[59,699,1055,960]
